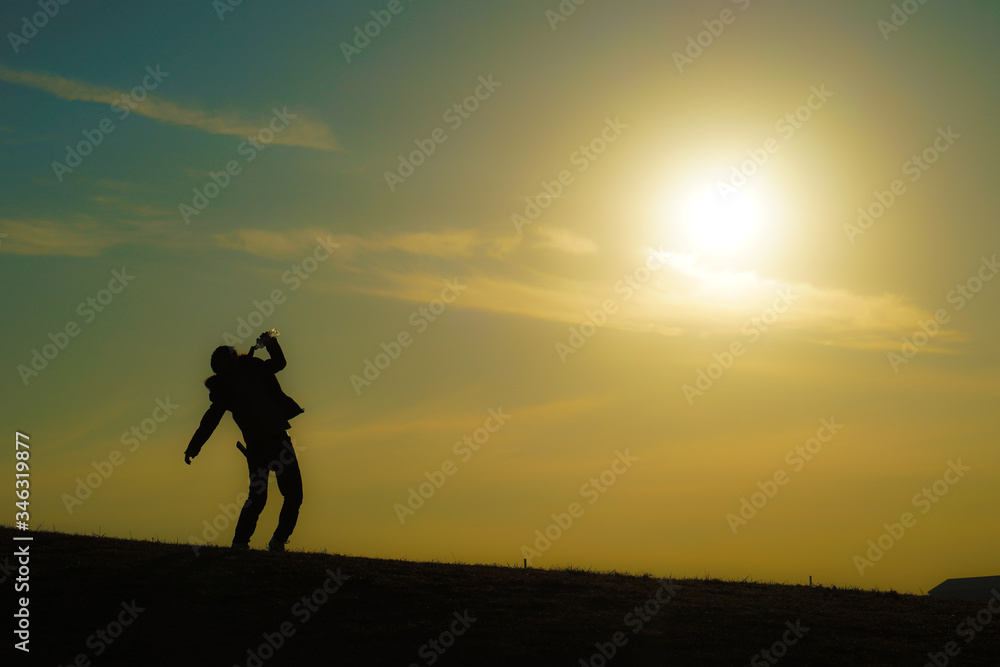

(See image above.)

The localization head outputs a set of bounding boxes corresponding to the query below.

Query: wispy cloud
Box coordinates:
[213,227,522,261]
[0,218,123,256]
[0,214,186,257]
[310,394,611,460]
[351,230,521,259]
[530,225,598,255]
[6,212,963,355]
[212,227,338,259]
[213,224,603,264]
[300,237,968,353]
[0,64,340,151]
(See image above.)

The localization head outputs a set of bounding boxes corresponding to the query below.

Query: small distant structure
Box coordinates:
[928,576,1000,602]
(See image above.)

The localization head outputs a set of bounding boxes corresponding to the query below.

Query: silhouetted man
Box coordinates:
[185,330,304,552]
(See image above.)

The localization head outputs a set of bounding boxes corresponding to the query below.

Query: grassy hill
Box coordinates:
[6,526,998,666]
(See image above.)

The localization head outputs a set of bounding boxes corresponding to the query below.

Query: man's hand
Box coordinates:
[185,452,195,465]
[255,330,274,349]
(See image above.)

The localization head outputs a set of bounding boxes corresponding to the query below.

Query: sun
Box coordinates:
[682,187,762,257]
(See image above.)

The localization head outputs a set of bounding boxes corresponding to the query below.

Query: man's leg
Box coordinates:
[271,439,303,546]
[233,451,269,546]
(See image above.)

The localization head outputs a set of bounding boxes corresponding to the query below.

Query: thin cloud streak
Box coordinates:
[0,64,340,151]
[0,218,123,257]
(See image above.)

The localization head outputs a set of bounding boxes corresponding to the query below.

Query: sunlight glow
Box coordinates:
[683,187,762,256]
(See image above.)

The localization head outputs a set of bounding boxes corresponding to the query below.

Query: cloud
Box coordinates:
[323,226,599,260]
[11,212,961,355]
[212,228,338,259]
[651,251,965,350]
[530,225,598,255]
[314,240,966,353]
[0,64,340,151]
[309,394,612,457]
[0,211,190,257]
[213,227,522,262]
[357,230,484,258]
[0,218,124,257]
[347,230,521,260]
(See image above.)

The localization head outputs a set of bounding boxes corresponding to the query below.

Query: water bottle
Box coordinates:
[253,328,280,350]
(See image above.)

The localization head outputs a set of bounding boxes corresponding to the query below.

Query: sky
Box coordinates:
[2,0,998,595]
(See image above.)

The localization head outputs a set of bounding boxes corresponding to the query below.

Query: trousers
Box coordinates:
[233,433,303,545]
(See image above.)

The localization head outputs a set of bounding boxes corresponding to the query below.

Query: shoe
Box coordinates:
[231,542,250,551]
[268,538,288,552]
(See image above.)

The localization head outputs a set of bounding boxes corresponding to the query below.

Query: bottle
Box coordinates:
[253,328,280,350]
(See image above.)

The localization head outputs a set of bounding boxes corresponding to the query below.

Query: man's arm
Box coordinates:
[184,403,225,464]
[261,336,287,373]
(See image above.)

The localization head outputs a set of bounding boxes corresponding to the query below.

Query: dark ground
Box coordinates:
[4,526,998,666]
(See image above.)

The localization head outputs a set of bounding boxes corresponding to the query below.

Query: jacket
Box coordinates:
[185,338,303,458]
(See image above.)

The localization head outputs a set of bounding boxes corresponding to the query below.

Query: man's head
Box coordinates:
[210,346,239,375]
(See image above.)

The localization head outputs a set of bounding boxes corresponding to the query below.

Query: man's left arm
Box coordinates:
[185,403,225,464]
[262,336,287,373]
